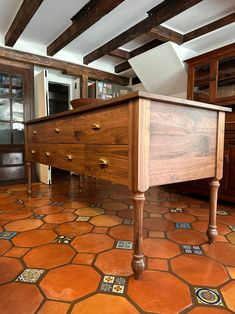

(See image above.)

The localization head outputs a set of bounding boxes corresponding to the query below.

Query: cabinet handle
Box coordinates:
[99,158,109,167]
[91,122,101,130]
[33,130,37,135]
[55,127,60,133]
[66,154,73,161]
[31,150,36,154]
[45,152,51,157]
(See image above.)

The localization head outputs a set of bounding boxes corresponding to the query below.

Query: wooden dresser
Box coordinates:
[24,91,231,279]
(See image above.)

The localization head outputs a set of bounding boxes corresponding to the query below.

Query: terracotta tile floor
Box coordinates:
[0,175,235,313]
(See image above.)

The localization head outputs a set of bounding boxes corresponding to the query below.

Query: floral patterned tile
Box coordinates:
[181,244,204,255]
[16,268,45,283]
[123,219,134,225]
[194,287,224,307]
[217,210,229,216]
[90,203,102,208]
[0,231,17,239]
[229,225,235,232]
[53,235,73,244]
[16,199,24,204]
[128,205,134,210]
[170,208,183,213]
[76,216,90,221]
[175,222,192,229]
[30,213,45,219]
[116,240,133,250]
[50,201,64,207]
[99,275,127,295]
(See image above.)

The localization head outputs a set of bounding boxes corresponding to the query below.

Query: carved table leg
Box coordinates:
[207,178,220,243]
[131,191,146,280]
[26,161,32,195]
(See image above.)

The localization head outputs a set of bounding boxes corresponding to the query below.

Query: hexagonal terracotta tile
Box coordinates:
[33,205,63,215]
[12,229,56,247]
[203,243,235,266]
[101,202,128,211]
[75,207,104,216]
[55,222,93,237]
[0,209,32,220]
[40,264,100,301]
[95,248,133,276]
[227,232,235,244]
[4,247,29,257]
[192,221,231,235]
[0,282,43,313]
[171,255,229,286]
[144,217,175,231]
[0,239,12,255]
[143,238,180,259]
[72,234,114,253]
[167,229,208,245]
[161,200,189,208]
[187,307,232,313]
[5,218,43,232]
[24,243,75,269]
[128,270,191,313]
[71,294,139,314]
[184,207,209,217]
[90,215,122,227]
[63,201,87,209]
[25,198,51,207]
[38,301,70,314]
[221,281,235,312]
[144,204,169,214]
[164,212,196,223]
[0,202,24,212]
[0,257,23,284]
[44,213,76,224]
[108,225,133,241]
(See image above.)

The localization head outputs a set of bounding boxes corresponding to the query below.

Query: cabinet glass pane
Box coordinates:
[12,100,24,121]
[0,73,10,97]
[0,122,11,144]
[13,123,24,144]
[217,56,235,98]
[0,98,10,121]
[193,63,210,102]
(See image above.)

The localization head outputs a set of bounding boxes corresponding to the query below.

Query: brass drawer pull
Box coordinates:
[55,127,60,133]
[33,130,37,135]
[45,152,51,157]
[66,154,73,161]
[31,150,36,154]
[92,122,101,130]
[99,158,109,167]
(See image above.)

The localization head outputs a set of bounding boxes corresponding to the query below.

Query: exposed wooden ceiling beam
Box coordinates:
[5,0,44,47]
[47,0,124,56]
[0,46,129,86]
[83,0,203,64]
[149,25,184,45]
[184,12,235,43]
[115,39,163,73]
[108,49,130,60]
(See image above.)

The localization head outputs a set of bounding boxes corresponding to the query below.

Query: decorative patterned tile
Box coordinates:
[175,222,192,229]
[170,208,183,213]
[76,216,90,221]
[30,213,45,219]
[123,219,134,225]
[0,231,17,239]
[16,199,24,204]
[128,204,134,210]
[217,210,229,216]
[99,275,127,295]
[229,225,235,232]
[53,235,73,244]
[90,203,102,208]
[116,240,133,250]
[182,245,204,255]
[16,268,45,283]
[194,287,224,306]
[50,201,64,207]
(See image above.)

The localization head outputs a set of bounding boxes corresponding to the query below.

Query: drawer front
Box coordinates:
[84,145,128,186]
[27,143,85,173]
[27,121,56,143]
[74,105,128,144]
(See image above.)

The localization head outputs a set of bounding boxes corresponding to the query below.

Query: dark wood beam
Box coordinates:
[83,0,203,64]
[108,49,130,60]
[5,0,44,47]
[115,39,163,73]
[184,12,235,42]
[47,0,124,56]
[0,46,129,86]
[149,25,184,45]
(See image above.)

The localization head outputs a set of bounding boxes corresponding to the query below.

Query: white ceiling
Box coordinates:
[0,0,235,76]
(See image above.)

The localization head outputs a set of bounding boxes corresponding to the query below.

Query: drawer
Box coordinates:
[27,143,85,173]
[73,105,128,144]
[84,145,128,186]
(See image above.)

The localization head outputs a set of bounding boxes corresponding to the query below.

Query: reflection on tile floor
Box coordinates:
[0,175,235,313]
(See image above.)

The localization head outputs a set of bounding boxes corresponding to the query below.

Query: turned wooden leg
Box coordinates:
[207,178,220,244]
[26,161,32,195]
[131,191,146,280]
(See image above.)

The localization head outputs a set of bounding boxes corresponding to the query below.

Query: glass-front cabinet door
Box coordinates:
[192,63,211,103]
[0,64,33,183]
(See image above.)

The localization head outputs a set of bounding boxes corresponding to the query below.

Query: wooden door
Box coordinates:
[0,62,33,183]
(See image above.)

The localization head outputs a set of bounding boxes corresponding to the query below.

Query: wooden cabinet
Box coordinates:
[177,43,235,202]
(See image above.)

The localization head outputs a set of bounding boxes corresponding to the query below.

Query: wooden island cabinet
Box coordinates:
[24,91,230,279]
[179,43,235,202]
